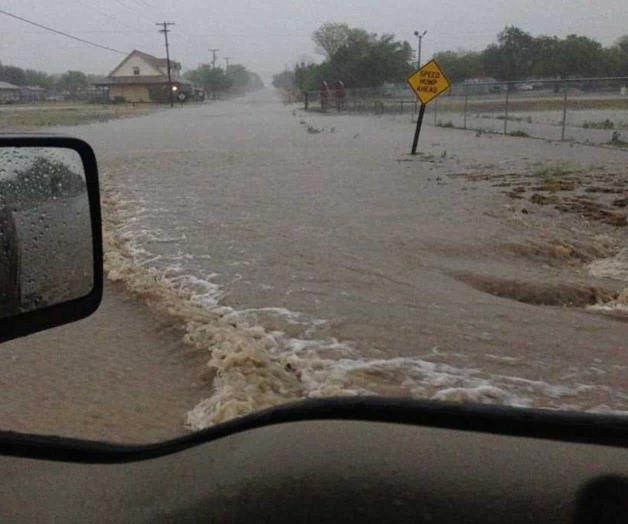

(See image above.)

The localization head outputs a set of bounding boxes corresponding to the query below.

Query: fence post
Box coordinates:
[504,87,510,135]
[463,89,469,130]
[561,87,568,141]
[304,91,309,111]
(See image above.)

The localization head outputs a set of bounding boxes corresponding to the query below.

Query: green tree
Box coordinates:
[312,23,352,57]
[272,70,296,90]
[605,35,628,76]
[57,71,88,97]
[530,35,561,78]
[432,50,484,82]
[294,62,328,91]
[291,24,413,90]
[185,65,232,95]
[556,35,606,77]
[226,64,251,93]
[0,63,26,85]
[482,26,536,81]
[23,69,54,89]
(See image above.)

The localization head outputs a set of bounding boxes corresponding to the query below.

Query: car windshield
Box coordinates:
[0,1,626,444]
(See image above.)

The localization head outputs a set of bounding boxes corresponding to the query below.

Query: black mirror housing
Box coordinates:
[0,135,103,343]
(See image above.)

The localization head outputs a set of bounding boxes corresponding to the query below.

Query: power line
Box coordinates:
[0,8,127,55]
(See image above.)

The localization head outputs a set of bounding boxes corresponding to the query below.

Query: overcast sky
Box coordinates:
[1,0,626,82]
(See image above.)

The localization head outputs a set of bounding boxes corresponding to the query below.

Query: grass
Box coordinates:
[532,162,574,179]
[508,130,530,137]
[582,119,615,129]
[403,97,628,116]
[495,115,533,124]
[0,102,154,129]
[609,131,628,147]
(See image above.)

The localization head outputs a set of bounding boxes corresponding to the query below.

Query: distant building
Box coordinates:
[19,85,46,102]
[462,77,503,95]
[86,85,109,103]
[93,49,191,103]
[0,82,21,103]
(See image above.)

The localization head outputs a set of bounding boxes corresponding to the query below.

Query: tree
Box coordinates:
[226,64,251,93]
[185,65,232,95]
[0,62,53,88]
[604,34,628,77]
[290,24,413,90]
[294,61,328,91]
[186,63,263,96]
[312,23,352,57]
[530,35,561,78]
[272,70,295,91]
[23,69,54,89]
[248,72,265,91]
[557,35,606,77]
[432,50,484,82]
[482,26,536,81]
[57,71,88,97]
[0,63,26,85]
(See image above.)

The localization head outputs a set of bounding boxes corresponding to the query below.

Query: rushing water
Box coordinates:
[62,90,628,426]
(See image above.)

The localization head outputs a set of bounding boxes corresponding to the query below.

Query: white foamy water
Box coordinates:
[101,172,626,429]
[588,248,628,313]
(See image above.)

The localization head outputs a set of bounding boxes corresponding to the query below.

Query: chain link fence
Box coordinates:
[304,78,628,147]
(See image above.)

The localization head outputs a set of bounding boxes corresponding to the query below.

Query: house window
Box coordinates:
[133,66,140,75]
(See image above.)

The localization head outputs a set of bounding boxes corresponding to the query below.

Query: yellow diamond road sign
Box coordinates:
[407,59,451,105]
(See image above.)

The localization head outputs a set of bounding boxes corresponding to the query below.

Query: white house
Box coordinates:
[95,49,186,103]
[0,82,21,103]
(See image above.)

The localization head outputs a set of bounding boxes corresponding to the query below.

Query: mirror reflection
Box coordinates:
[0,147,93,318]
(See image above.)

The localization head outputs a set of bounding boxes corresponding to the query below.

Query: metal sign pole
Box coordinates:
[406,60,451,156]
[411,103,427,155]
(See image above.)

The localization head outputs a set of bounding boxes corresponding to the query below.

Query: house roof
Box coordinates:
[0,81,20,90]
[133,49,180,70]
[108,49,181,78]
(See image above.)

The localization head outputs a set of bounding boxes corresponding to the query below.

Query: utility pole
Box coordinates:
[414,30,427,68]
[224,56,232,70]
[156,21,175,107]
[209,48,219,69]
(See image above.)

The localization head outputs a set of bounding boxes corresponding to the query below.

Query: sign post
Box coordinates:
[406,59,451,155]
[411,103,426,156]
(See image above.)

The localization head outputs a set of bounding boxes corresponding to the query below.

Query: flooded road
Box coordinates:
[5,89,626,437]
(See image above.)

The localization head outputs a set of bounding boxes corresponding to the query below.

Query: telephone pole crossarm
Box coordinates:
[209,48,219,69]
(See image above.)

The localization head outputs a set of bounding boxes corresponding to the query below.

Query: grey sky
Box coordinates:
[1,0,626,82]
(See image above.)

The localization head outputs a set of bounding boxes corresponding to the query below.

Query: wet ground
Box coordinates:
[0,102,155,129]
[1,89,626,440]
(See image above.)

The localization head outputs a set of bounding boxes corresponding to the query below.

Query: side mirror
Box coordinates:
[0,135,102,343]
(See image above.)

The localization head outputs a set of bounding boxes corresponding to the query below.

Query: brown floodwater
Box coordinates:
[2,90,626,440]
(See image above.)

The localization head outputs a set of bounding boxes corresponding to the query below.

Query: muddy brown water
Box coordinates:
[1,90,627,441]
